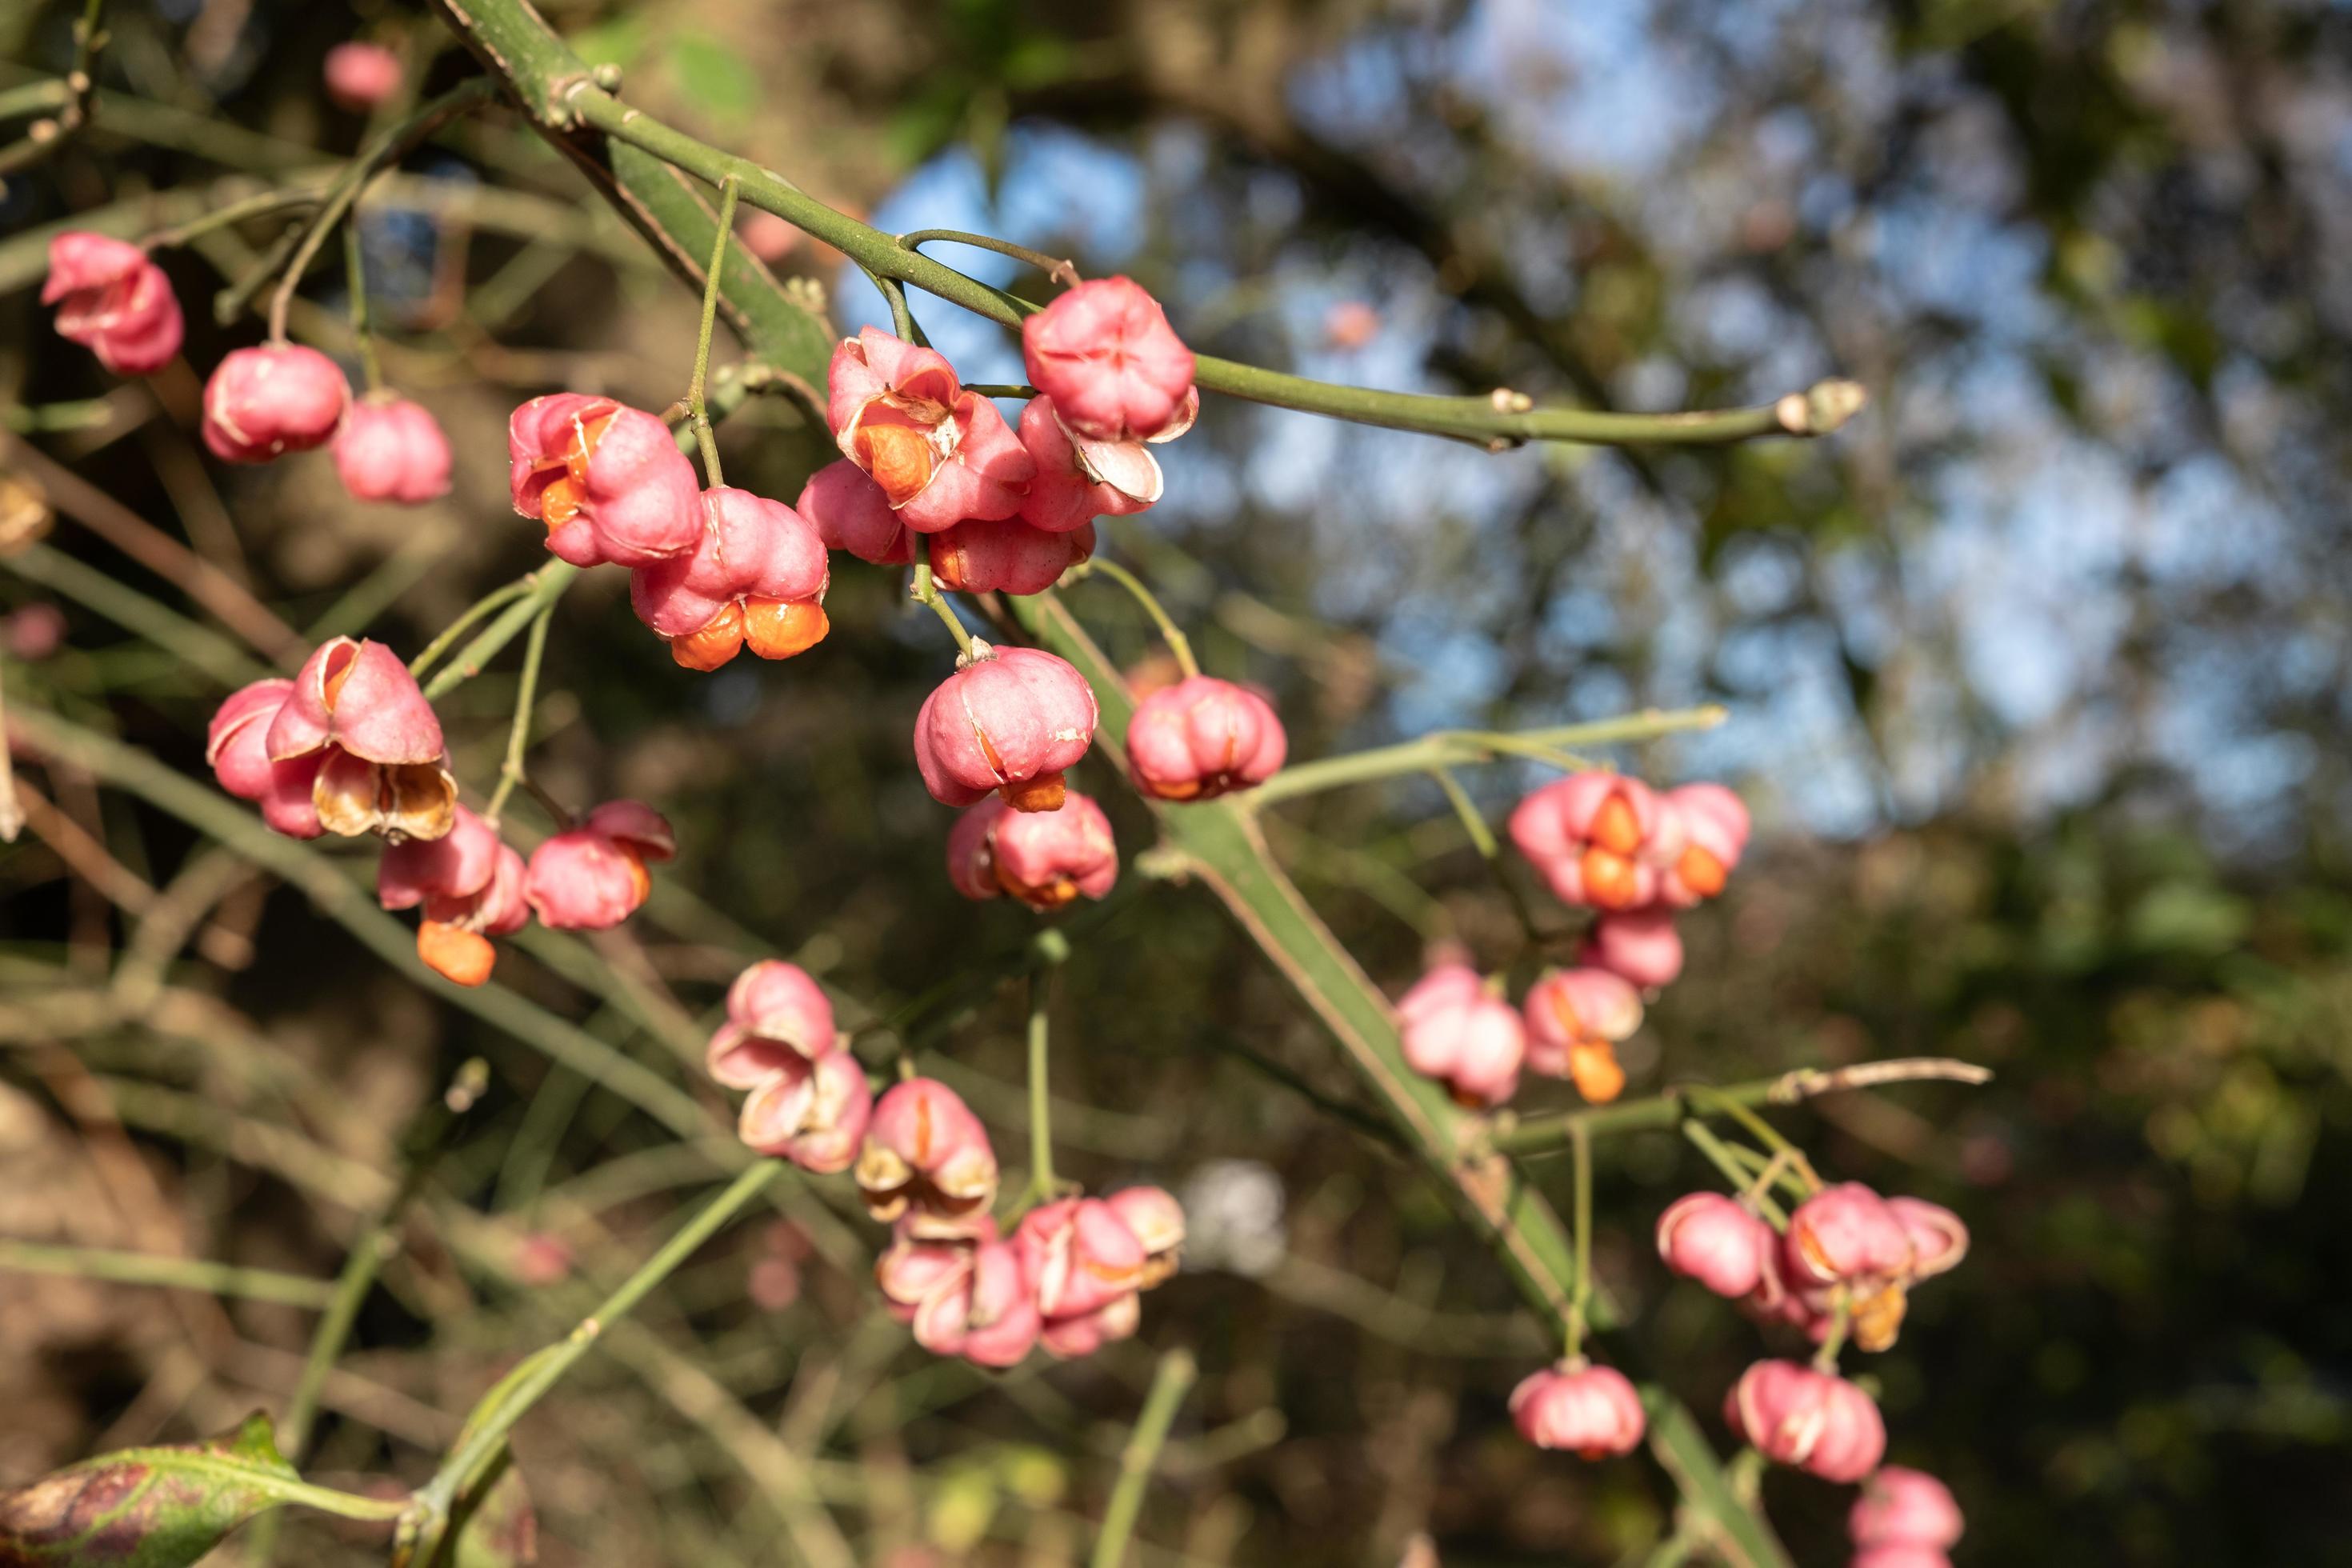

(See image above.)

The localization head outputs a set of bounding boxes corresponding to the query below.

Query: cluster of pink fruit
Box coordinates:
[1515,1182,1970,1563]
[701,969,1182,1368]
[1397,773,1750,1112]
[205,636,671,984]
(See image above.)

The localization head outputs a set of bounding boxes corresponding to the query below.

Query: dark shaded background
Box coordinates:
[3,0,2348,1562]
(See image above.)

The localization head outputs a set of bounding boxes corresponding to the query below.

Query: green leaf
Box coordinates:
[0,1414,299,1567]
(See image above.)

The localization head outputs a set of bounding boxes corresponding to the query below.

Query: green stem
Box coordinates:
[143,187,321,250]
[421,563,577,701]
[1090,1347,1197,1568]
[1082,558,1198,679]
[266,78,494,342]
[482,604,554,825]
[1249,708,1729,806]
[1026,967,1056,1203]
[898,227,1077,284]
[1493,1056,1992,1155]
[1687,1086,1818,1188]
[342,219,384,394]
[686,176,739,485]
[0,0,106,183]
[414,1161,782,1526]
[1566,1120,1592,1359]
[0,1238,335,1308]
[909,535,975,657]
[1811,1286,1852,1371]
[1680,1122,1787,1230]
[1426,764,1548,945]
[563,90,1862,450]
[406,572,538,678]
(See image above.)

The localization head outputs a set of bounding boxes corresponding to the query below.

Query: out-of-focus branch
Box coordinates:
[0,0,107,188]
[1493,1058,1996,1155]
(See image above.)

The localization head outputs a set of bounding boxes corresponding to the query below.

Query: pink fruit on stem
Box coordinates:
[1104,1185,1185,1286]
[958,1238,1043,1368]
[206,678,326,839]
[1125,677,1288,802]
[1039,1289,1142,1360]
[630,486,830,670]
[1014,1196,1149,1320]
[1582,907,1685,990]
[1724,1359,1887,1483]
[378,808,530,987]
[1396,962,1525,1109]
[334,397,453,503]
[928,517,1095,597]
[42,232,183,376]
[509,393,701,567]
[324,42,402,110]
[1848,1550,1953,1568]
[1850,1466,1964,1552]
[796,458,912,565]
[1522,966,1644,1102]
[523,800,676,930]
[1508,772,1682,911]
[738,1048,873,1174]
[203,345,350,462]
[706,960,838,1088]
[875,1222,1039,1369]
[1509,1361,1647,1458]
[1656,782,1751,906]
[1020,277,1197,443]
[826,327,1034,532]
[265,638,454,841]
[1014,394,1165,534]
[946,794,1118,911]
[1887,1197,1970,1282]
[1786,1182,1915,1287]
[912,644,1098,813]
[856,1078,999,1238]
[1655,1192,1776,1299]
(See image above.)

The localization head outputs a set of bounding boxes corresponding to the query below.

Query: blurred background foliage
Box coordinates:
[3,0,2350,1563]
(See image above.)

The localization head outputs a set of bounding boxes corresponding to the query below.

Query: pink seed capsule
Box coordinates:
[1125,677,1289,802]
[1396,962,1525,1110]
[928,517,1095,597]
[912,643,1098,814]
[1522,967,1643,1077]
[1654,1192,1776,1300]
[1508,773,1677,911]
[856,1078,999,1239]
[945,793,1118,910]
[796,458,913,565]
[206,678,324,840]
[323,42,402,110]
[508,392,702,567]
[1723,1359,1886,1483]
[826,327,1034,532]
[1014,394,1165,534]
[1581,907,1685,990]
[42,231,183,376]
[1655,782,1751,906]
[265,638,454,842]
[630,486,830,670]
[1508,1360,1646,1458]
[738,1047,873,1175]
[1103,1185,1185,1286]
[522,800,676,931]
[1785,1182,1915,1287]
[1014,1195,1149,1321]
[202,345,350,462]
[1887,1197,1970,1282]
[706,960,838,1088]
[1848,1550,1953,1568]
[1020,277,1197,444]
[334,397,453,504]
[1038,1288,1142,1360]
[1850,1466,1964,1552]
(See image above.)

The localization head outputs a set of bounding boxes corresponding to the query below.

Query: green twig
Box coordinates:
[1081,558,1198,679]
[686,177,740,484]
[342,219,383,393]
[0,0,106,186]
[898,227,1078,285]
[420,563,577,701]
[909,535,975,657]
[0,1238,335,1308]
[482,604,554,826]
[1494,1057,1993,1155]
[1249,708,1730,806]
[1090,1347,1197,1568]
[406,572,538,678]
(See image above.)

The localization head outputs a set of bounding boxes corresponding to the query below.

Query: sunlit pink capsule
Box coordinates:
[1581,907,1685,990]
[202,345,350,463]
[265,638,454,841]
[1656,782,1750,906]
[1509,1361,1646,1458]
[522,799,676,930]
[1887,1197,1970,1282]
[706,960,838,1089]
[912,644,1097,814]
[1014,1196,1149,1321]
[856,1078,998,1238]
[324,42,402,110]
[1507,772,1674,911]
[1655,1192,1776,1300]
[826,327,1033,531]
[1723,1359,1886,1483]
[1038,1288,1141,1360]
[929,517,1094,596]
[508,392,701,567]
[1396,962,1524,1109]
[1850,1466,1964,1552]
[206,678,323,839]
[738,1048,873,1175]
[1126,677,1288,802]
[1014,394,1163,534]
[1785,1182,1914,1287]
[1020,277,1196,443]
[630,486,830,670]
[945,793,1118,911]
[796,458,913,565]
[334,397,452,504]
[42,231,183,376]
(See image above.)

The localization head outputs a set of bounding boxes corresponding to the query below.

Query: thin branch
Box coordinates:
[1495,1058,1995,1156]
